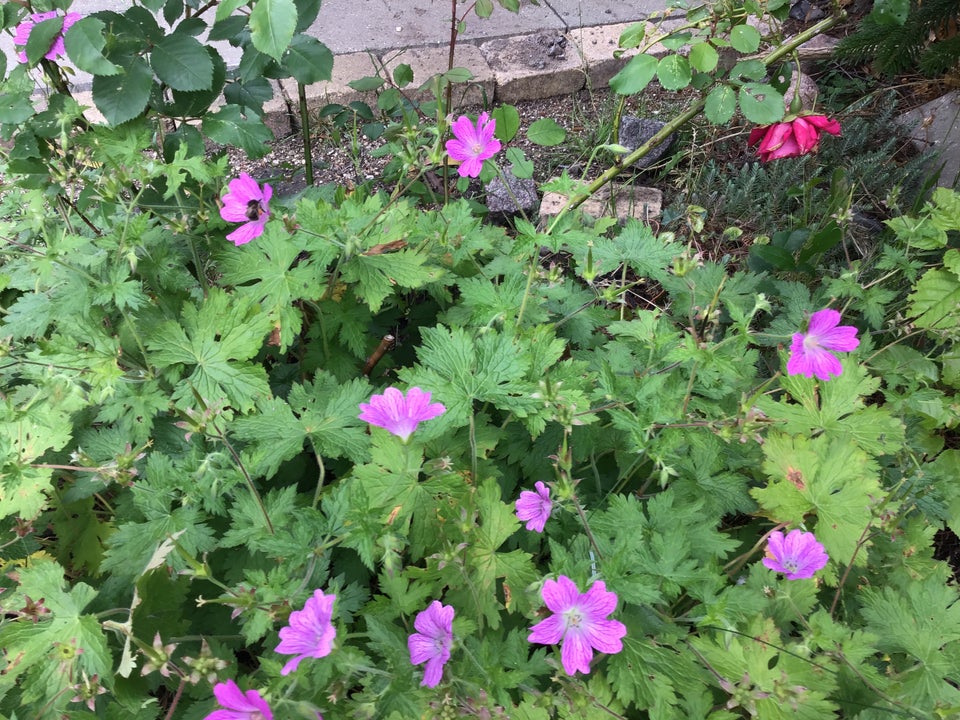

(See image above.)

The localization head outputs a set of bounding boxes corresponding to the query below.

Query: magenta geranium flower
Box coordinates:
[408,600,454,688]
[515,481,553,533]
[220,173,272,245]
[13,11,82,64]
[445,112,501,178]
[204,679,272,720]
[358,386,445,442]
[528,576,626,676]
[274,589,336,676]
[786,308,860,381]
[762,529,828,580]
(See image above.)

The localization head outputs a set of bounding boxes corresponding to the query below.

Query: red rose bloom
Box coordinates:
[748,114,841,162]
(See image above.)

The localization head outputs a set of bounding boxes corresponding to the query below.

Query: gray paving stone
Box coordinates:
[480,32,586,103]
[540,182,662,224]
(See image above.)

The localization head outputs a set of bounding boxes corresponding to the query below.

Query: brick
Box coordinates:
[569,22,668,90]
[382,44,495,110]
[540,182,661,224]
[480,32,585,103]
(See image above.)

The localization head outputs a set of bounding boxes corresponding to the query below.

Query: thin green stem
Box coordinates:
[571,495,604,562]
[299,82,314,187]
[310,440,327,509]
[210,420,275,535]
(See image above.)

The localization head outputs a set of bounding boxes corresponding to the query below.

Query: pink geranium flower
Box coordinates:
[762,529,828,580]
[748,114,840,162]
[204,679,272,720]
[445,112,501,178]
[408,600,454,688]
[528,576,626,676]
[219,173,272,245]
[13,11,82,64]
[275,589,336,676]
[787,308,860,381]
[515,481,553,533]
[358,387,445,442]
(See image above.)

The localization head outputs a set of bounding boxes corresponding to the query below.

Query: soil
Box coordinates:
[226,86,640,197]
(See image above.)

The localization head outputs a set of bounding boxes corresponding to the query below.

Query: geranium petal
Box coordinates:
[408,633,437,665]
[528,615,565,645]
[584,618,626,654]
[541,576,579,613]
[560,630,593,675]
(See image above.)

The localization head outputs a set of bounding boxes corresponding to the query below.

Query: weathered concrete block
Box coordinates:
[898,90,960,188]
[540,182,662,224]
[480,32,585,103]
[569,22,668,89]
[382,44,495,109]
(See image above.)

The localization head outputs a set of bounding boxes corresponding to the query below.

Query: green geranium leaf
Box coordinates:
[145,288,273,412]
[0,559,112,713]
[753,433,881,563]
[506,147,534,178]
[908,251,960,331]
[868,0,909,26]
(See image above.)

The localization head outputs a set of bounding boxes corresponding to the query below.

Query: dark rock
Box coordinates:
[485,170,539,219]
[789,0,826,21]
[618,116,676,170]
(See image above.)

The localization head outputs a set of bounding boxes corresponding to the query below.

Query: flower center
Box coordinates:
[802,334,821,352]
[782,557,799,573]
[563,607,584,630]
[471,142,484,156]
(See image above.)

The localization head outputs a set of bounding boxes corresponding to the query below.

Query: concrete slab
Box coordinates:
[306,0,566,55]
[545,0,676,27]
[898,90,960,189]
[381,44,495,109]
[480,32,585,103]
[541,182,662,224]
